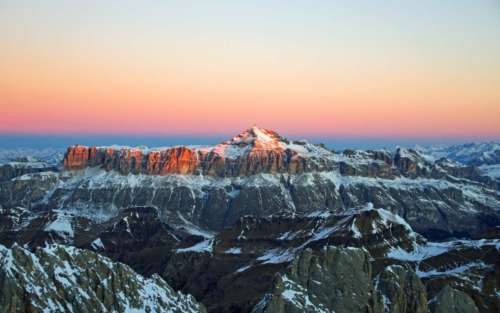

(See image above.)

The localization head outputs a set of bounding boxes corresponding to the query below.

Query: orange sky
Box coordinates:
[1,1,499,138]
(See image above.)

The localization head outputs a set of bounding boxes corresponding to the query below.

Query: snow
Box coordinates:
[257,248,295,264]
[91,238,105,250]
[315,171,500,209]
[229,126,276,144]
[375,207,414,234]
[209,143,251,159]
[44,211,74,239]
[280,275,330,313]
[350,219,362,238]
[0,148,64,166]
[1,244,204,313]
[176,212,215,239]
[387,238,499,280]
[479,164,500,179]
[420,142,500,165]
[4,161,49,169]
[176,239,214,253]
[235,265,252,273]
[396,147,418,160]
[225,247,242,254]
[417,261,490,278]
[209,126,325,159]
[13,171,58,182]
[388,239,500,262]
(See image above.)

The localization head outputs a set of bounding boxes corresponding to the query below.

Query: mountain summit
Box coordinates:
[225,126,284,147]
[63,126,332,176]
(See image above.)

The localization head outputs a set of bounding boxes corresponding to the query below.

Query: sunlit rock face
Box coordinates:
[63,126,336,177]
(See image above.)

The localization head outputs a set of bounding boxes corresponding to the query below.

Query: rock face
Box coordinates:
[254,247,376,313]
[421,142,500,166]
[0,160,57,182]
[0,244,206,313]
[375,265,428,313]
[430,285,479,313]
[163,207,425,313]
[63,127,335,177]
[162,206,498,313]
[82,206,183,276]
[0,206,193,277]
[62,127,498,183]
[253,247,428,313]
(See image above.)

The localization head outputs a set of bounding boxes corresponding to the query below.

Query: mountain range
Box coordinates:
[0,126,498,313]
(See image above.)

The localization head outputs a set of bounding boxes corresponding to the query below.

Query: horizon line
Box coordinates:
[1,131,499,142]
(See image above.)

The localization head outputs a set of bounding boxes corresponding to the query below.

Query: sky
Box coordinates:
[1,0,500,147]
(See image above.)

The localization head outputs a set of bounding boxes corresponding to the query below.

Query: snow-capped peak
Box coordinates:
[206,126,288,158]
[226,126,283,146]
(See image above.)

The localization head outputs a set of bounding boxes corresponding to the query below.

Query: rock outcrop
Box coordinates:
[63,126,488,181]
[253,247,376,313]
[0,160,56,182]
[163,207,425,313]
[429,285,479,313]
[0,243,206,313]
[63,127,335,177]
[375,265,428,313]
[253,247,429,313]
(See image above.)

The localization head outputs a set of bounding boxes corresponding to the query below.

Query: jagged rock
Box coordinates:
[429,285,479,313]
[163,207,423,313]
[414,240,499,313]
[0,161,57,182]
[0,243,206,313]
[0,171,59,209]
[253,247,375,313]
[82,206,182,276]
[374,265,427,313]
[63,127,336,177]
[421,142,500,166]
[252,247,431,313]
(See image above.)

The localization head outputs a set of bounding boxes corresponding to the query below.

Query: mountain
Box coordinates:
[163,205,498,313]
[1,127,497,238]
[0,148,64,167]
[419,142,500,166]
[0,126,498,313]
[63,126,334,176]
[0,243,206,313]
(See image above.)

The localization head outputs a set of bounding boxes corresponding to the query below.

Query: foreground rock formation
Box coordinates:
[0,243,206,313]
[253,247,428,313]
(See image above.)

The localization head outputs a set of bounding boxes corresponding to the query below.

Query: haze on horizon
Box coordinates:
[1,1,500,140]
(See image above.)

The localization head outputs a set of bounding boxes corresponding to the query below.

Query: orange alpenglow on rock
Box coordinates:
[63,145,92,170]
[62,126,332,177]
[160,147,199,175]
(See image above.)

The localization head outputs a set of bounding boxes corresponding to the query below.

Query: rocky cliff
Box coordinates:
[63,127,333,176]
[0,243,206,313]
[63,126,487,180]
[252,247,428,313]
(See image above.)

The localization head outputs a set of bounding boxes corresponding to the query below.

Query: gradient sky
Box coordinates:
[1,0,500,140]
